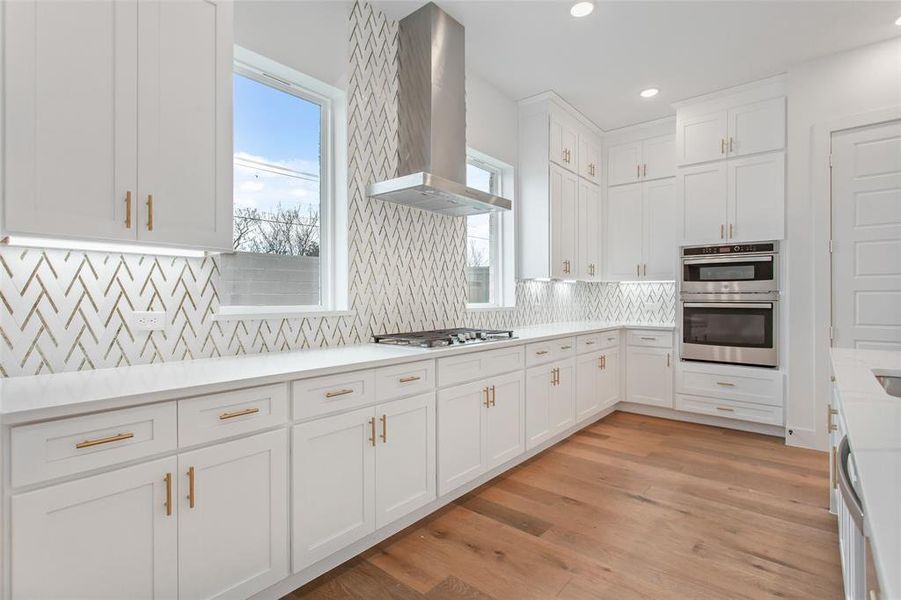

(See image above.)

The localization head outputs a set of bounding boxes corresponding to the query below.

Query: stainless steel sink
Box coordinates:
[875,375,901,398]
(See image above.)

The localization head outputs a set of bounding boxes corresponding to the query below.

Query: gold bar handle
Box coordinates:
[490,385,496,407]
[368,417,376,446]
[585,340,596,346]
[831,446,838,489]
[535,350,549,356]
[721,138,726,154]
[666,353,671,367]
[636,164,641,178]
[380,414,387,443]
[716,381,735,387]
[483,387,490,408]
[643,164,647,177]
[602,355,606,369]
[219,407,260,420]
[550,369,556,385]
[643,264,647,276]
[164,472,173,516]
[187,466,195,509]
[125,191,132,228]
[716,406,735,412]
[828,404,838,432]
[720,224,725,239]
[560,345,572,350]
[729,223,733,239]
[76,432,134,449]
[729,137,735,153]
[399,375,421,383]
[325,388,354,398]
[146,194,154,231]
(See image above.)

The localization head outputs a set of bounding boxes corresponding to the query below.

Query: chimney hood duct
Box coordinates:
[366,3,511,216]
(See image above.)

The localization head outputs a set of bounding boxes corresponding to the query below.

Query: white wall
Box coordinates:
[466,72,518,167]
[784,36,901,450]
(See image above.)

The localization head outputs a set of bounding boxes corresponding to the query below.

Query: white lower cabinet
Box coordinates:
[576,348,620,422]
[11,457,179,600]
[525,359,575,449]
[626,346,673,408]
[437,371,524,496]
[292,393,436,572]
[178,430,289,600]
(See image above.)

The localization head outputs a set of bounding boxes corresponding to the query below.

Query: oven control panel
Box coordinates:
[682,242,776,256]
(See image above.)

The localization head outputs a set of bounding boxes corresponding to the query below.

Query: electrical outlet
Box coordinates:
[132,311,166,331]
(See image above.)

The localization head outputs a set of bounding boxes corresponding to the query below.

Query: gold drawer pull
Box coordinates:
[124,191,132,228]
[325,388,354,398]
[716,381,735,387]
[399,375,421,383]
[715,406,735,412]
[380,414,387,442]
[219,407,260,420]
[187,466,196,508]
[164,472,173,516]
[146,194,154,231]
[369,417,376,446]
[536,350,549,355]
[560,345,572,350]
[76,432,134,449]
[640,337,657,341]
[585,340,596,345]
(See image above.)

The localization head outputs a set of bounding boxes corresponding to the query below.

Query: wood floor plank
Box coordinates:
[287,414,842,600]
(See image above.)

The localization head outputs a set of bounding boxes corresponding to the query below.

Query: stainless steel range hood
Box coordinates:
[366,2,511,217]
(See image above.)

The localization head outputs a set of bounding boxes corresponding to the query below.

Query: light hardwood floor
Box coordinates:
[285,412,841,599]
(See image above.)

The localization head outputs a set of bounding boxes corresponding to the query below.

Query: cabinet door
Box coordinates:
[599,347,621,409]
[605,183,644,281]
[727,152,785,242]
[137,0,233,250]
[575,351,603,422]
[676,110,728,166]
[550,359,576,435]
[549,116,578,172]
[626,347,673,408]
[727,97,785,157]
[292,407,375,572]
[607,141,642,186]
[11,457,178,600]
[679,162,728,245]
[3,0,138,241]
[485,371,526,470]
[577,180,602,280]
[642,178,676,280]
[525,364,554,450]
[641,135,675,181]
[437,381,486,495]
[374,393,436,528]
[550,165,579,278]
[179,430,288,600]
[579,134,601,184]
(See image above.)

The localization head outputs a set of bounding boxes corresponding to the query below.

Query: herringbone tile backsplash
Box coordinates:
[0,2,674,377]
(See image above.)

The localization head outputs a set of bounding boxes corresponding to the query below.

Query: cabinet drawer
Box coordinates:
[675,393,783,426]
[438,345,524,388]
[525,337,576,367]
[375,360,435,402]
[11,402,177,488]
[627,330,672,348]
[292,370,375,421]
[178,383,288,447]
[676,364,783,407]
[578,331,619,353]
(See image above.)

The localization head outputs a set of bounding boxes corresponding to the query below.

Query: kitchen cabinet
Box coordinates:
[11,457,178,599]
[607,135,675,186]
[679,152,784,245]
[626,346,673,408]
[525,359,575,449]
[676,97,785,166]
[606,179,676,281]
[2,0,233,251]
[292,393,437,571]
[550,164,579,278]
[178,430,289,600]
[577,179,602,280]
[575,347,619,423]
[437,372,524,495]
[578,133,602,184]
[550,114,579,173]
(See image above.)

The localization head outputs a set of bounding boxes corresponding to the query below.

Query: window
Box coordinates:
[220,47,347,317]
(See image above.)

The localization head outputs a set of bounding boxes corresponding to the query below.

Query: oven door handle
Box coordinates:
[682,256,773,265]
[683,302,774,310]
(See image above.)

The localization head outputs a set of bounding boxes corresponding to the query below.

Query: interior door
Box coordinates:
[643,178,676,279]
[676,109,728,166]
[727,97,785,157]
[525,364,553,450]
[578,180,602,280]
[437,381,485,495]
[374,393,436,528]
[679,162,728,245]
[606,183,644,280]
[3,0,138,241]
[549,359,576,435]
[291,407,375,573]
[550,165,579,278]
[607,141,642,186]
[137,0,233,250]
[484,371,525,469]
[11,457,178,600]
[832,120,901,350]
[641,135,676,181]
[178,430,288,600]
[728,151,785,242]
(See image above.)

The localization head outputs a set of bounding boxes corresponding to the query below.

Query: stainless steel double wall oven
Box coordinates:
[680,242,779,367]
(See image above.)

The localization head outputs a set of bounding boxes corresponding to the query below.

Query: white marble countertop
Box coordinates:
[0,321,673,425]
[830,348,901,599]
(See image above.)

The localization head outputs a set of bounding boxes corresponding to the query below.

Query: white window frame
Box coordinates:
[218,47,349,320]
[466,149,515,310]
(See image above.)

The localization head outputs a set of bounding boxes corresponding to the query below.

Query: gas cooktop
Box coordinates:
[372,328,515,348]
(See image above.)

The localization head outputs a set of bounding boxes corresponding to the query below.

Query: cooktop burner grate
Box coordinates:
[372,328,515,348]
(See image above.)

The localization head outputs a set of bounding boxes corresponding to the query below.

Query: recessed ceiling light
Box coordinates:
[640,88,659,98]
[570,2,594,18]
[895,15,901,25]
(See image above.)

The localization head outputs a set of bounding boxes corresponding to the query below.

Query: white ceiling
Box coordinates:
[376,1,901,130]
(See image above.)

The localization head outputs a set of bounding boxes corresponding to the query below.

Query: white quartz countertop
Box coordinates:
[830,348,901,599]
[0,321,673,425]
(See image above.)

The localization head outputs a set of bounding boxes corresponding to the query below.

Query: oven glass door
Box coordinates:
[682,256,774,292]
[683,303,774,349]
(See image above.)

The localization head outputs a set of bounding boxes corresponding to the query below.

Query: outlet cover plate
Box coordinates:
[132,311,166,331]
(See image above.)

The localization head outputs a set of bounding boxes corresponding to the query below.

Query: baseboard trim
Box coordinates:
[616,402,786,438]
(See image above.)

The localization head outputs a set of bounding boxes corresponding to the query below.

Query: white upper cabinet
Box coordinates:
[679,163,729,244]
[549,114,579,173]
[727,97,786,158]
[605,184,644,281]
[578,133,602,183]
[2,0,233,251]
[675,110,728,167]
[642,178,677,280]
[577,179,602,280]
[550,165,580,279]
[606,179,676,281]
[728,152,785,243]
[607,135,675,186]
